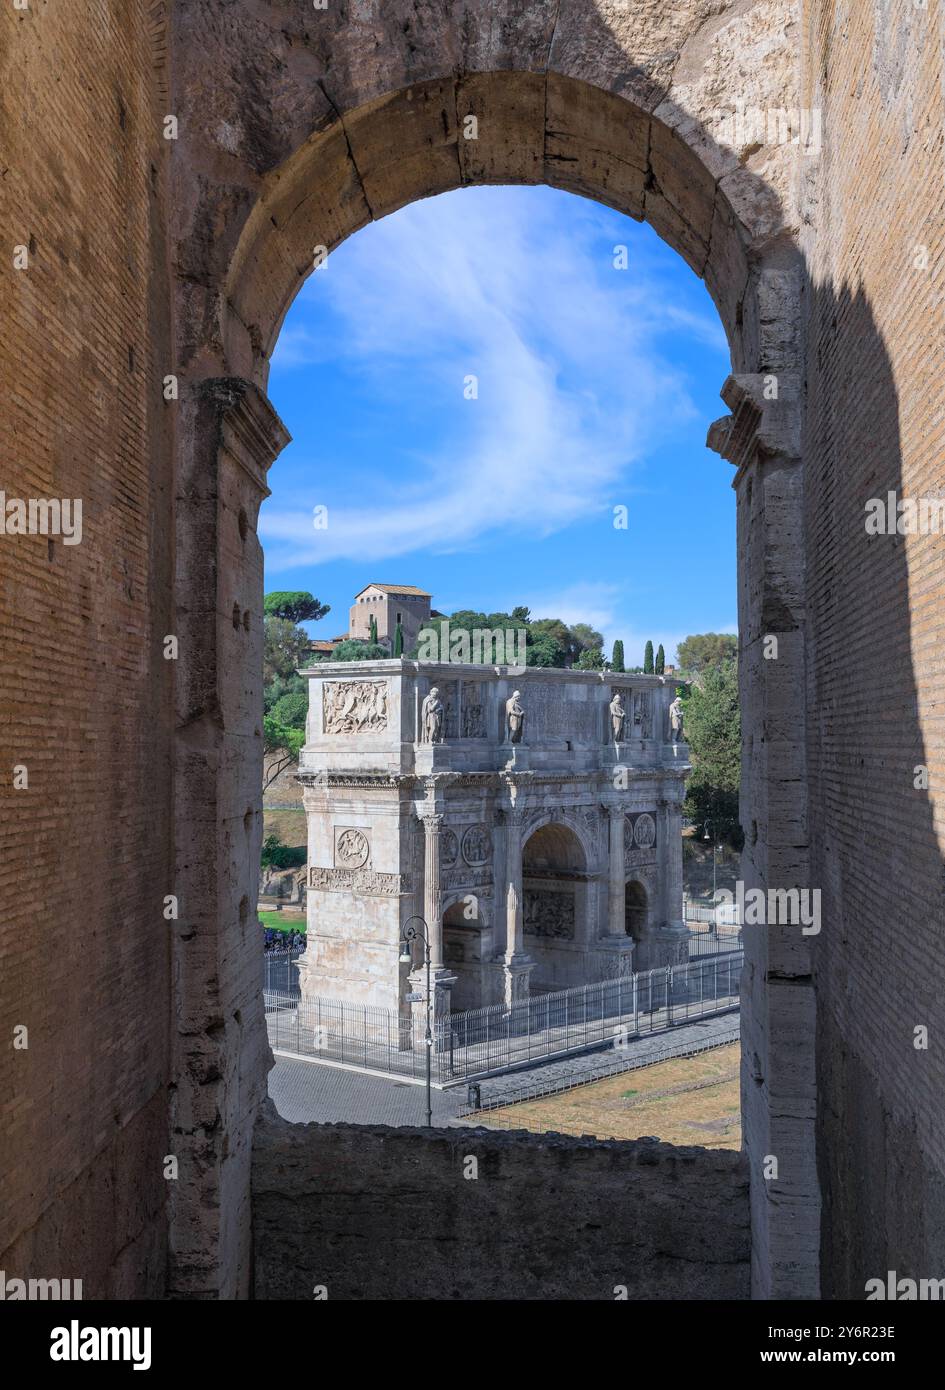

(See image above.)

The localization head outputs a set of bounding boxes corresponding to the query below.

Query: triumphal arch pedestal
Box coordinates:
[297,660,690,1016]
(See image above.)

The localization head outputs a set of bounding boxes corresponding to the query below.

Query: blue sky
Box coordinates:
[262,184,735,666]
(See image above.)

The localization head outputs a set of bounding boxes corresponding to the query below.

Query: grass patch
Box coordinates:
[471,1042,742,1148]
[259,909,306,933]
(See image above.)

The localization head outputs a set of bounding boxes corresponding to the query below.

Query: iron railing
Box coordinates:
[265,951,743,1084]
[685,926,743,958]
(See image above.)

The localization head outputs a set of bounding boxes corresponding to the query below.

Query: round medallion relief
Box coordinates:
[633,813,656,849]
[462,824,492,866]
[336,828,369,868]
[440,829,459,868]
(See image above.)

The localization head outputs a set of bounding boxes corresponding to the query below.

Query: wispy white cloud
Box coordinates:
[262,188,725,569]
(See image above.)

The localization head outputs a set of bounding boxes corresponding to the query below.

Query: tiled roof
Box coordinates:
[355,583,432,598]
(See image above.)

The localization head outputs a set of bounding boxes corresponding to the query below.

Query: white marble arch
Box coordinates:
[518,807,601,877]
[441,894,493,1011]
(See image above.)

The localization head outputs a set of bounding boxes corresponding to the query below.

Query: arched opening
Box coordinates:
[521,822,590,993]
[173,57,815,1299]
[443,898,490,1012]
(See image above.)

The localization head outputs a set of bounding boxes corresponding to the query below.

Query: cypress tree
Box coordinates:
[643,640,654,674]
[612,639,625,672]
[369,613,378,644]
[655,643,665,674]
[393,621,404,657]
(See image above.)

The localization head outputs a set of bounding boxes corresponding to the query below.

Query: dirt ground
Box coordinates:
[472,1043,741,1149]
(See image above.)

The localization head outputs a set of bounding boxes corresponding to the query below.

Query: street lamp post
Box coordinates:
[703,821,719,928]
[400,914,433,1128]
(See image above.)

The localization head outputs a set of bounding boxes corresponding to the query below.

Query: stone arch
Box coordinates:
[521,821,593,991]
[220,72,773,387]
[520,808,599,875]
[442,895,491,1012]
[170,2,814,1301]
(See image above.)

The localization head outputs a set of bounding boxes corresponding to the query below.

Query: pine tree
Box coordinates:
[643,640,654,674]
[611,639,625,672]
[393,621,404,657]
[655,643,665,674]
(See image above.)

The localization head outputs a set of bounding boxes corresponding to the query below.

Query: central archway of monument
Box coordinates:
[521,822,590,993]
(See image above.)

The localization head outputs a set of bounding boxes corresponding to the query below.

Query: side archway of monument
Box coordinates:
[442,891,493,1013]
[169,7,816,1301]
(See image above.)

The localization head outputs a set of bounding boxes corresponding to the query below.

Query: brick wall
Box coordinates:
[0,1,173,1294]
[801,0,945,1295]
[252,1104,750,1300]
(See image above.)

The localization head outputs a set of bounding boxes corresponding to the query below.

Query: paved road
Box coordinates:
[268,1012,739,1127]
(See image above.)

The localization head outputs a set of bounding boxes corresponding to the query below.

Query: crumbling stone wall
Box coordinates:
[252,1105,750,1300]
[0,0,174,1294]
[800,0,945,1297]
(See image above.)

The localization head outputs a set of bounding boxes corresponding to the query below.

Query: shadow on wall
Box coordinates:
[804,275,945,1298]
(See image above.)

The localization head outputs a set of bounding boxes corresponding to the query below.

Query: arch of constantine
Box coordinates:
[298,661,689,1016]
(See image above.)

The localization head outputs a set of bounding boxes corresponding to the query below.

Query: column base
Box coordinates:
[488,954,533,1007]
[502,744,530,770]
[407,966,456,1025]
[634,922,689,971]
[592,936,637,980]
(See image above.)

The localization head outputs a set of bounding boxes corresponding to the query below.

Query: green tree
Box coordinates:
[611,639,625,672]
[261,832,306,870]
[569,622,604,658]
[263,714,304,792]
[526,632,567,667]
[263,616,312,684]
[393,622,404,656]
[369,612,378,644]
[682,659,743,847]
[270,691,307,730]
[676,632,738,674]
[643,640,654,674]
[331,639,388,661]
[655,643,665,674]
[264,591,330,625]
[575,645,604,670]
[511,605,531,622]
[263,671,306,715]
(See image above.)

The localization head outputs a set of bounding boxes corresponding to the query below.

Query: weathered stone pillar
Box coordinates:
[172,378,288,1298]
[594,804,637,979]
[607,805,627,937]
[708,363,820,1299]
[660,796,686,931]
[496,804,532,1004]
[420,810,444,969]
[505,809,524,959]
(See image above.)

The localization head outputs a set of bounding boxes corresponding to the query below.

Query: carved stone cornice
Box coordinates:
[197,377,291,496]
[707,372,802,473]
[298,769,417,790]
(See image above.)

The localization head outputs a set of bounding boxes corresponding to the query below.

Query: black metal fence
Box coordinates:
[264,951,743,1084]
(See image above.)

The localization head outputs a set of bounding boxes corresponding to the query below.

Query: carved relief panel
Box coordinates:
[334,827,370,869]
[523,888,576,940]
[323,680,389,734]
[624,811,658,867]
